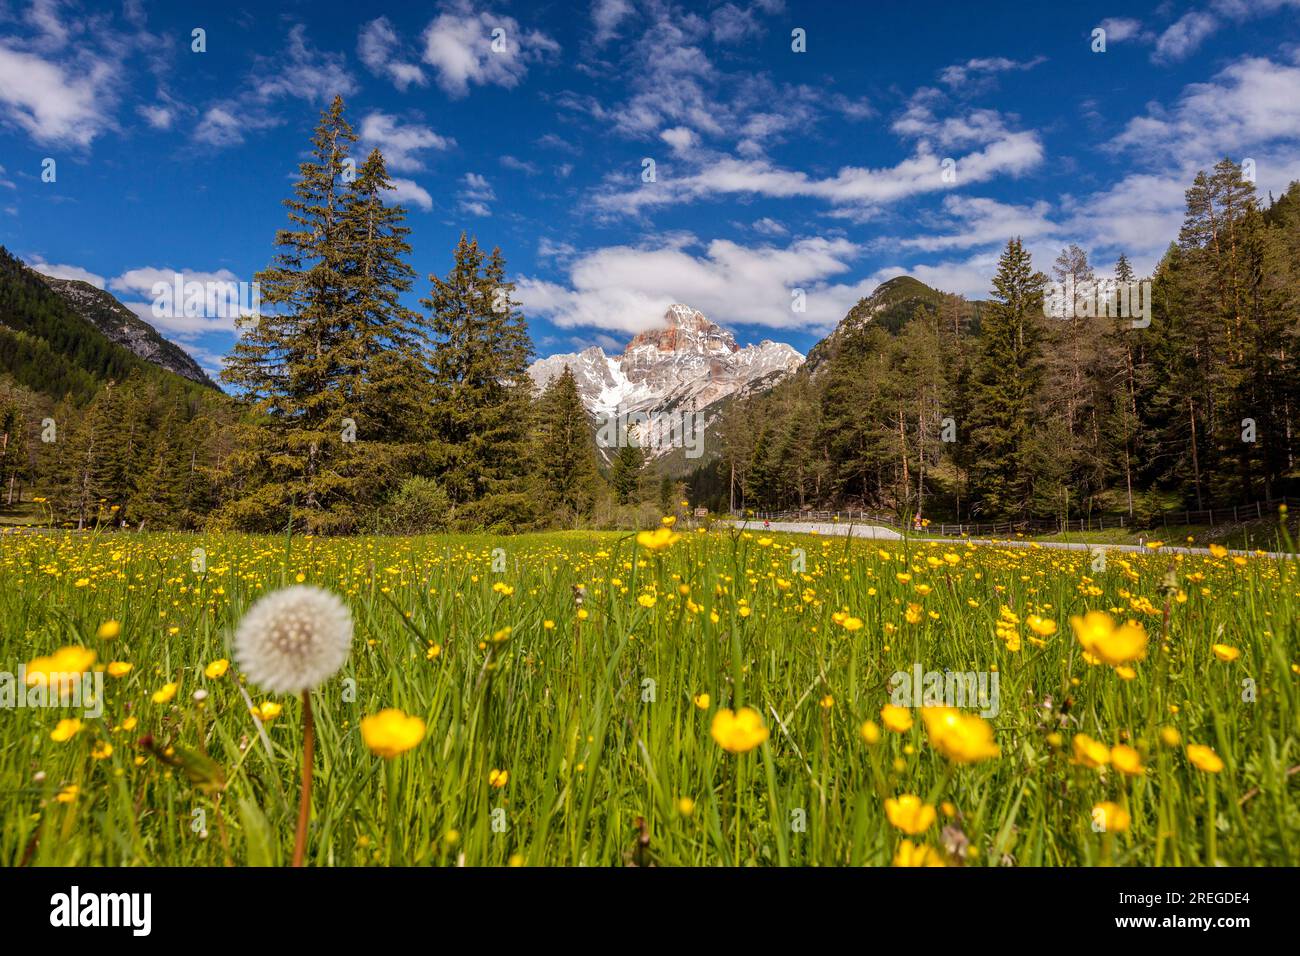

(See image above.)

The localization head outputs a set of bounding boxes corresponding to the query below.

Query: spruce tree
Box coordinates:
[220,95,362,532]
[610,440,644,505]
[422,235,536,527]
[968,238,1048,518]
[533,366,599,521]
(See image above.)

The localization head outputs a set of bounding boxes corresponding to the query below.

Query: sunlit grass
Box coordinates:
[1,526,1296,866]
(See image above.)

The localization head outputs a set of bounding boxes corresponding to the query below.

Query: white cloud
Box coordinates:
[1097,17,1145,43]
[25,0,70,50]
[592,0,634,45]
[462,172,495,200]
[1058,172,1187,272]
[710,3,762,44]
[891,103,1027,149]
[386,177,434,211]
[194,25,355,148]
[938,55,1046,89]
[194,106,276,148]
[421,0,559,97]
[251,25,356,103]
[137,103,173,129]
[898,195,1056,252]
[358,112,453,173]
[500,155,539,174]
[660,126,698,155]
[1116,55,1300,160]
[592,132,1043,216]
[108,266,253,335]
[27,257,106,288]
[752,217,788,236]
[863,253,1001,302]
[1152,11,1217,63]
[358,17,427,90]
[518,236,871,335]
[0,41,116,146]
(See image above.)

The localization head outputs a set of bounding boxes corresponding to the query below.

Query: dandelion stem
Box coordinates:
[292,691,315,867]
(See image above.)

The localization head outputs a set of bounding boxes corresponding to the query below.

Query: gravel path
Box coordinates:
[728,520,1294,560]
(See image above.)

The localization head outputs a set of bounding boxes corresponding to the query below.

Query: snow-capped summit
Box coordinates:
[528,305,804,463]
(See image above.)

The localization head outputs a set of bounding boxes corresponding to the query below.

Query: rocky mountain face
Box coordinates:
[38,275,216,388]
[528,304,803,463]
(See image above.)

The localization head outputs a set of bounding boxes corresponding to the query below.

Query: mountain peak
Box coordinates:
[527,303,803,467]
[626,303,738,355]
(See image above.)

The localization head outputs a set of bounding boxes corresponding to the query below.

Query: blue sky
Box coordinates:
[2,0,1299,382]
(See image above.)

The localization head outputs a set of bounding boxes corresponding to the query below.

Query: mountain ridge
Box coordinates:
[37,275,217,388]
[528,304,804,464]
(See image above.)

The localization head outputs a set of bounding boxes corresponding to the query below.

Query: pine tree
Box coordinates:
[220,95,363,532]
[532,366,599,521]
[422,236,536,528]
[339,146,427,490]
[610,440,644,505]
[968,238,1048,518]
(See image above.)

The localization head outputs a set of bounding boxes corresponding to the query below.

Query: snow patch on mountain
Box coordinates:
[528,304,803,461]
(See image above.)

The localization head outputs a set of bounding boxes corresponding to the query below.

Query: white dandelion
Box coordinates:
[233,585,352,694]
[231,584,353,868]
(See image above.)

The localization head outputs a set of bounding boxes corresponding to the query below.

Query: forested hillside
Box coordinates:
[697,161,1300,523]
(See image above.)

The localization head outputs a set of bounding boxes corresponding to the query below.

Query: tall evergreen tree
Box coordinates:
[422,235,536,527]
[532,366,599,521]
[220,96,364,532]
[968,238,1049,518]
[610,440,644,505]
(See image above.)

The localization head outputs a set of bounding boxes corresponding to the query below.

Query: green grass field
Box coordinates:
[1,526,1297,866]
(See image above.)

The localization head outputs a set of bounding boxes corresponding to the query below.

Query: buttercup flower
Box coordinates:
[636,528,681,552]
[1186,743,1224,773]
[1110,744,1144,776]
[892,840,946,867]
[1071,611,1147,667]
[1092,801,1130,833]
[1212,644,1240,662]
[1071,734,1111,768]
[151,682,177,704]
[250,700,282,722]
[1026,615,1057,637]
[233,585,353,693]
[50,718,83,742]
[710,707,769,753]
[26,646,96,684]
[361,708,426,758]
[881,704,914,733]
[489,768,509,788]
[921,707,999,764]
[885,795,936,835]
[96,620,121,640]
[204,658,230,679]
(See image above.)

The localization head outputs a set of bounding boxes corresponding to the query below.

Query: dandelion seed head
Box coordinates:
[234,585,352,694]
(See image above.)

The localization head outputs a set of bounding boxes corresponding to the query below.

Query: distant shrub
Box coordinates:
[383,477,451,534]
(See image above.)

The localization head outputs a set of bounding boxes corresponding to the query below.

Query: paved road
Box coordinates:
[728,520,1295,560]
